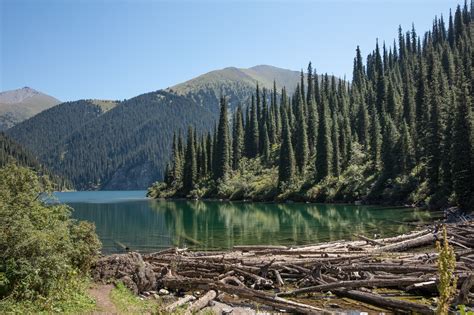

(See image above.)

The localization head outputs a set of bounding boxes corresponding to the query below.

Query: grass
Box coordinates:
[110,282,163,314]
[0,275,96,314]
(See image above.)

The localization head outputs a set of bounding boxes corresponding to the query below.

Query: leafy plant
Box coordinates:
[436,225,457,315]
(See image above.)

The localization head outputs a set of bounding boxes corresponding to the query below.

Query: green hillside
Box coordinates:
[169,65,301,112]
[7,99,118,159]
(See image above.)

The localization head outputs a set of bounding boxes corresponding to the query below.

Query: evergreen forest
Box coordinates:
[149,3,474,211]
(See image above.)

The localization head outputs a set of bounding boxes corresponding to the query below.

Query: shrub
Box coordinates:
[436,225,457,315]
[0,164,101,305]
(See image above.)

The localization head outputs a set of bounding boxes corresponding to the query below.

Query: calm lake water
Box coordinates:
[54,191,434,254]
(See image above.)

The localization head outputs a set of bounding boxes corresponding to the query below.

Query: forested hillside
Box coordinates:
[0,132,41,168]
[8,67,302,190]
[0,133,70,189]
[22,91,215,190]
[150,3,474,211]
[7,99,117,158]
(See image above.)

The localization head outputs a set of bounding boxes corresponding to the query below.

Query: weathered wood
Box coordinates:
[334,289,434,314]
[278,277,428,296]
[354,234,385,246]
[373,232,437,252]
[164,295,196,312]
[233,245,288,250]
[456,274,474,305]
[185,290,217,314]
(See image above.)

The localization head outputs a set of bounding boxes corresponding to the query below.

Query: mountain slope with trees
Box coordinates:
[8,66,302,190]
[150,3,473,211]
[7,99,118,159]
[169,65,302,113]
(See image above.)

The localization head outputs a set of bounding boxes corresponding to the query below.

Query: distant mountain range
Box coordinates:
[169,65,301,112]
[0,87,61,130]
[6,65,302,190]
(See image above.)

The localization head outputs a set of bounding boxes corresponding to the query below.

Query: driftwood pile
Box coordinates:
[93,221,474,314]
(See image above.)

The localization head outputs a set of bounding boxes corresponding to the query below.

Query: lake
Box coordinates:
[54,191,435,254]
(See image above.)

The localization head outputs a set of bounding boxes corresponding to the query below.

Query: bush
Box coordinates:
[0,164,101,307]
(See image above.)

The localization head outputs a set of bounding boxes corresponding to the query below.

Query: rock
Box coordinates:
[158,288,169,295]
[92,252,157,294]
[153,294,160,299]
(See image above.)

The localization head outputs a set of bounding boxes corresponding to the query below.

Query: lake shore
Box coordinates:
[92,220,474,314]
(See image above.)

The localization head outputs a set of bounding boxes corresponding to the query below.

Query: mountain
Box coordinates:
[7,99,118,159]
[0,87,61,130]
[168,65,301,112]
[8,91,215,190]
[0,132,41,169]
[0,132,70,189]
[8,65,302,190]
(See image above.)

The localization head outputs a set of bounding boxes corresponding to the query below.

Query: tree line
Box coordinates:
[151,3,473,211]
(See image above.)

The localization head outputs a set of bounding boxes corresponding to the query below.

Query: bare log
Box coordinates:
[456,274,474,305]
[373,232,438,252]
[354,234,385,246]
[334,289,434,314]
[185,290,217,314]
[278,277,429,296]
[165,295,196,312]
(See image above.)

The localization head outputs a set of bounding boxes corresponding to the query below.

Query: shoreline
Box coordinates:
[92,220,474,314]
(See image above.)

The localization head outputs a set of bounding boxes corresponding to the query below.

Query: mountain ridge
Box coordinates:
[0,87,60,130]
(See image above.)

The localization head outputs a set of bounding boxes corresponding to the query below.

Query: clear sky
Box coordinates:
[1,0,463,101]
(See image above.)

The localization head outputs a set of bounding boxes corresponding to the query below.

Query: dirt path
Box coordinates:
[89,284,118,314]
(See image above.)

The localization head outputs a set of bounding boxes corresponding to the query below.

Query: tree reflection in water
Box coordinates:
[149,201,433,250]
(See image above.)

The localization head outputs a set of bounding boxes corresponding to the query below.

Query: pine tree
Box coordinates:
[315,95,332,181]
[381,115,400,178]
[294,89,309,174]
[331,110,341,177]
[278,108,295,186]
[249,94,259,157]
[214,96,230,180]
[426,54,443,193]
[370,108,382,170]
[206,132,213,177]
[262,121,271,164]
[451,83,473,211]
[232,105,244,170]
[399,120,415,173]
[306,62,319,155]
[182,126,197,193]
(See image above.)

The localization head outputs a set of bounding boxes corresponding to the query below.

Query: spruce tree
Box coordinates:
[183,126,197,193]
[294,90,309,174]
[232,105,244,170]
[452,83,473,211]
[249,94,259,157]
[214,96,230,180]
[278,108,295,186]
[315,95,332,181]
[331,110,341,177]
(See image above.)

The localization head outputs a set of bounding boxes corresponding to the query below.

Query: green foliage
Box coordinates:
[435,225,457,315]
[152,3,473,208]
[0,164,101,309]
[110,282,159,314]
[0,273,95,314]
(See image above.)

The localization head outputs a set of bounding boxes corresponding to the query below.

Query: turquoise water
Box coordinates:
[55,191,434,254]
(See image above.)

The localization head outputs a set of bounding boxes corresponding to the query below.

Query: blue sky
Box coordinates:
[1,0,463,101]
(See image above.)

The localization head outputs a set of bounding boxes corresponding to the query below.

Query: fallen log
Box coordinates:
[277,277,429,297]
[165,295,196,312]
[354,234,385,246]
[185,290,217,314]
[233,245,288,251]
[373,232,437,252]
[334,289,434,314]
[456,274,474,305]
